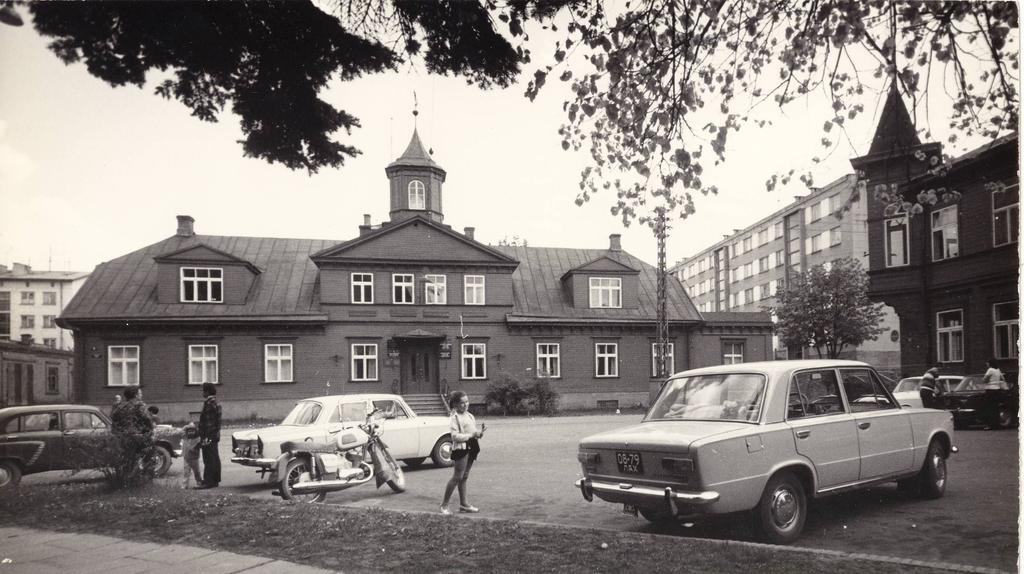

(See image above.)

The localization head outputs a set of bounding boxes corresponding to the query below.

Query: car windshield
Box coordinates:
[281,401,323,425]
[894,378,921,393]
[955,375,1007,392]
[647,373,766,422]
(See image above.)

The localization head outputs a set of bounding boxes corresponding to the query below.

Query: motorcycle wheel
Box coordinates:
[280,458,326,503]
[383,451,407,493]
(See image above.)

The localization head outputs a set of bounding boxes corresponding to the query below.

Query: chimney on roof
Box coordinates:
[12,262,30,274]
[176,215,195,237]
[609,234,622,251]
[359,214,372,236]
[464,227,475,241]
[0,264,8,274]
[20,334,32,345]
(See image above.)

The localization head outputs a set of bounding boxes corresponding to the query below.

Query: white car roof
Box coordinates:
[293,393,406,406]
[671,359,872,379]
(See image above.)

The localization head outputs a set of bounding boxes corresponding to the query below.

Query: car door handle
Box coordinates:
[858,422,871,430]
[62,430,76,436]
[796,430,811,439]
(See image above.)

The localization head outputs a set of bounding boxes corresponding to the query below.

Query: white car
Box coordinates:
[231,394,453,481]
[892,376,963,408]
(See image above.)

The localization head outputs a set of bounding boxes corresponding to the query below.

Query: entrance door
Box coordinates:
[400,342,439,395]
[3,362,33,407]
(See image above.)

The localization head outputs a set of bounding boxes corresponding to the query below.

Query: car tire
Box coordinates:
[280,458,327,503]
[992,405,1015,430]
[914,440,948,500]
[151,446,173,478]
[430,436,454,468]
[401,457,426,468]
[639,506,676,525]
[752,471,806,545]
[0,460,21,490]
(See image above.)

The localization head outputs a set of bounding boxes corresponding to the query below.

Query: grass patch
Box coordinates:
[2,483,934,573]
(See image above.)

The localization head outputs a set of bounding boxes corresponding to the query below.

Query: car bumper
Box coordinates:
[575,478,719,513]
[231,456,276,468]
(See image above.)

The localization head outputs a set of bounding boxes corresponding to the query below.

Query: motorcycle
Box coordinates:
[271,407,406,503]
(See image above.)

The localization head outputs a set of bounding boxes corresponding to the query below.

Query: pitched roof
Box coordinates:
[60,234,334,323]
[387,128,442,170]
[495,245,701,323]
[868,83,922,155]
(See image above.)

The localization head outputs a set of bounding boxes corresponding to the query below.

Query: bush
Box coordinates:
[65,433,157,490]
[484,373,560,416]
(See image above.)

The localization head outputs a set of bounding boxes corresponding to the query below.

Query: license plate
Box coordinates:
[622,503,639,516]
[616,451,643,475]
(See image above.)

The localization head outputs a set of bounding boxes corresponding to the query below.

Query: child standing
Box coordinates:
[180,422,203,488]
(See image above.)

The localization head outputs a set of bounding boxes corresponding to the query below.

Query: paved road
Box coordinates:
[27,414,1019,571]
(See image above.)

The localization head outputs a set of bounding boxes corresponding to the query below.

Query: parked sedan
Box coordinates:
[575,360,956,544]
[892,376,963,408]
[0,404,182,489]
[943,374,1019,430]
[231,394,453,482]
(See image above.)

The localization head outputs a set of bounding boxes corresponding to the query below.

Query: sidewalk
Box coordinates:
[0,527,336,574]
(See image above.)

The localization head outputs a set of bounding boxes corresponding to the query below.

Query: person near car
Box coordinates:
[180,422,203,488]
[982,358,1005,387]
[110,386,156,474]
[147,405,161,426]
[440,390,485,515]
[919,367,943,409]
[197,382,222,489]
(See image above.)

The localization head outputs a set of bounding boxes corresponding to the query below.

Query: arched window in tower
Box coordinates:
[408,180,426,210]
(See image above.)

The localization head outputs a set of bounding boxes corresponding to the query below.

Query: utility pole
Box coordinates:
[655,208,670,379]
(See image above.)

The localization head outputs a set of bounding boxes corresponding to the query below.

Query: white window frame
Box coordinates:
[461,343,487,379]
[20,291,34,305]
[351,344,379,381]
[188,344,219,385]
[742,236,752,252]
[743,262,753,278]
[351,273,374,304]
[408,180,426,210]
[723,341,745,364]
[992,186,1019,247]
[536,343,561,378]
[42,315,55,328]
[392,274,414,304]
[650,342,675,377]
[180,267,224,303]
[20,315,33,329]
[757,228,769,245]
[830,226,842,246]
[42,292,57,305]
[595,343,618,378]
[424,274,447,305]
[758,256,769,274]
[744,287,754,304]
[769,279,779,296]
[464,275,486,305]
[264,344,293,383]
[759,283,770,300]
[107,345,139,387]
[589,277,622,309]
[930,205,960,261]
[993,301,1019,360]
[829,194,841,214]
[775,250,785,268]
[936,309,964,363]
[885,215,910,267]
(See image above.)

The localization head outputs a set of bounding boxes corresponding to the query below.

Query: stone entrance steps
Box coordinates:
[403,393,449,417]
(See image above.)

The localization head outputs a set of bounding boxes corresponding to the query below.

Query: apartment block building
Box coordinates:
[672,173,901,371]
[0,263,89,350]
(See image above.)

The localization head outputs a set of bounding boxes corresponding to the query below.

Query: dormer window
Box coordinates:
[589,277,622,308]
[180,267,223,303]
[408,180,425,210]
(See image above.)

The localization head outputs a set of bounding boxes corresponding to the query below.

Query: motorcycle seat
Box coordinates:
[280,440,336,454]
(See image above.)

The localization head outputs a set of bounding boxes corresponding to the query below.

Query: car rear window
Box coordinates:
[648,373,766,422]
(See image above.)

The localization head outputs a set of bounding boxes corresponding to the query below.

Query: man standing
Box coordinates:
[197,382,222,489]
[919,367,943,409]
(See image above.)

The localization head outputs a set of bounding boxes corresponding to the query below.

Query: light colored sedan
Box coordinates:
[575,360,956,544]
[231,394,452,482]
[892,376,963,408]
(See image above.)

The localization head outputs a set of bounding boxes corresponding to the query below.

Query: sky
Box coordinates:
[0,7,999,274]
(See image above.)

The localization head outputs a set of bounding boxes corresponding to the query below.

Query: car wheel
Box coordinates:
[0,461,22,490]
[401,457,426,468]
[430,436,454,468]
[752,471,806,545]
[151,446,173,478]
[280,459,326,503]
[639,506,676,525]
[993,405,1015,430]
[915,440,947,499]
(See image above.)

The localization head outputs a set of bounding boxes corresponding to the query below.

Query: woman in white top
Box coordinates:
[982,358,1005,387]
[440,391,486,515]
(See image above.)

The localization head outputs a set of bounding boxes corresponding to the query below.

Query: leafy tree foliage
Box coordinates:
[767,258,886,359]
[25,1,522,173]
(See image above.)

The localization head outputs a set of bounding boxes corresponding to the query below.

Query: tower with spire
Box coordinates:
[385,107,447,224]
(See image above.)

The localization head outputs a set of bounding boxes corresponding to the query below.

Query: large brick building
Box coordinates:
[851,85,1019,379]
[59,128,772,420]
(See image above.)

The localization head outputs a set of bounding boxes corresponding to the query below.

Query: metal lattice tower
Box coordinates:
[655,209,670,379]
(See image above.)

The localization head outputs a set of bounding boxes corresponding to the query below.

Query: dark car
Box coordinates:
[0,404,182,489]
[941,374,1019,430]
